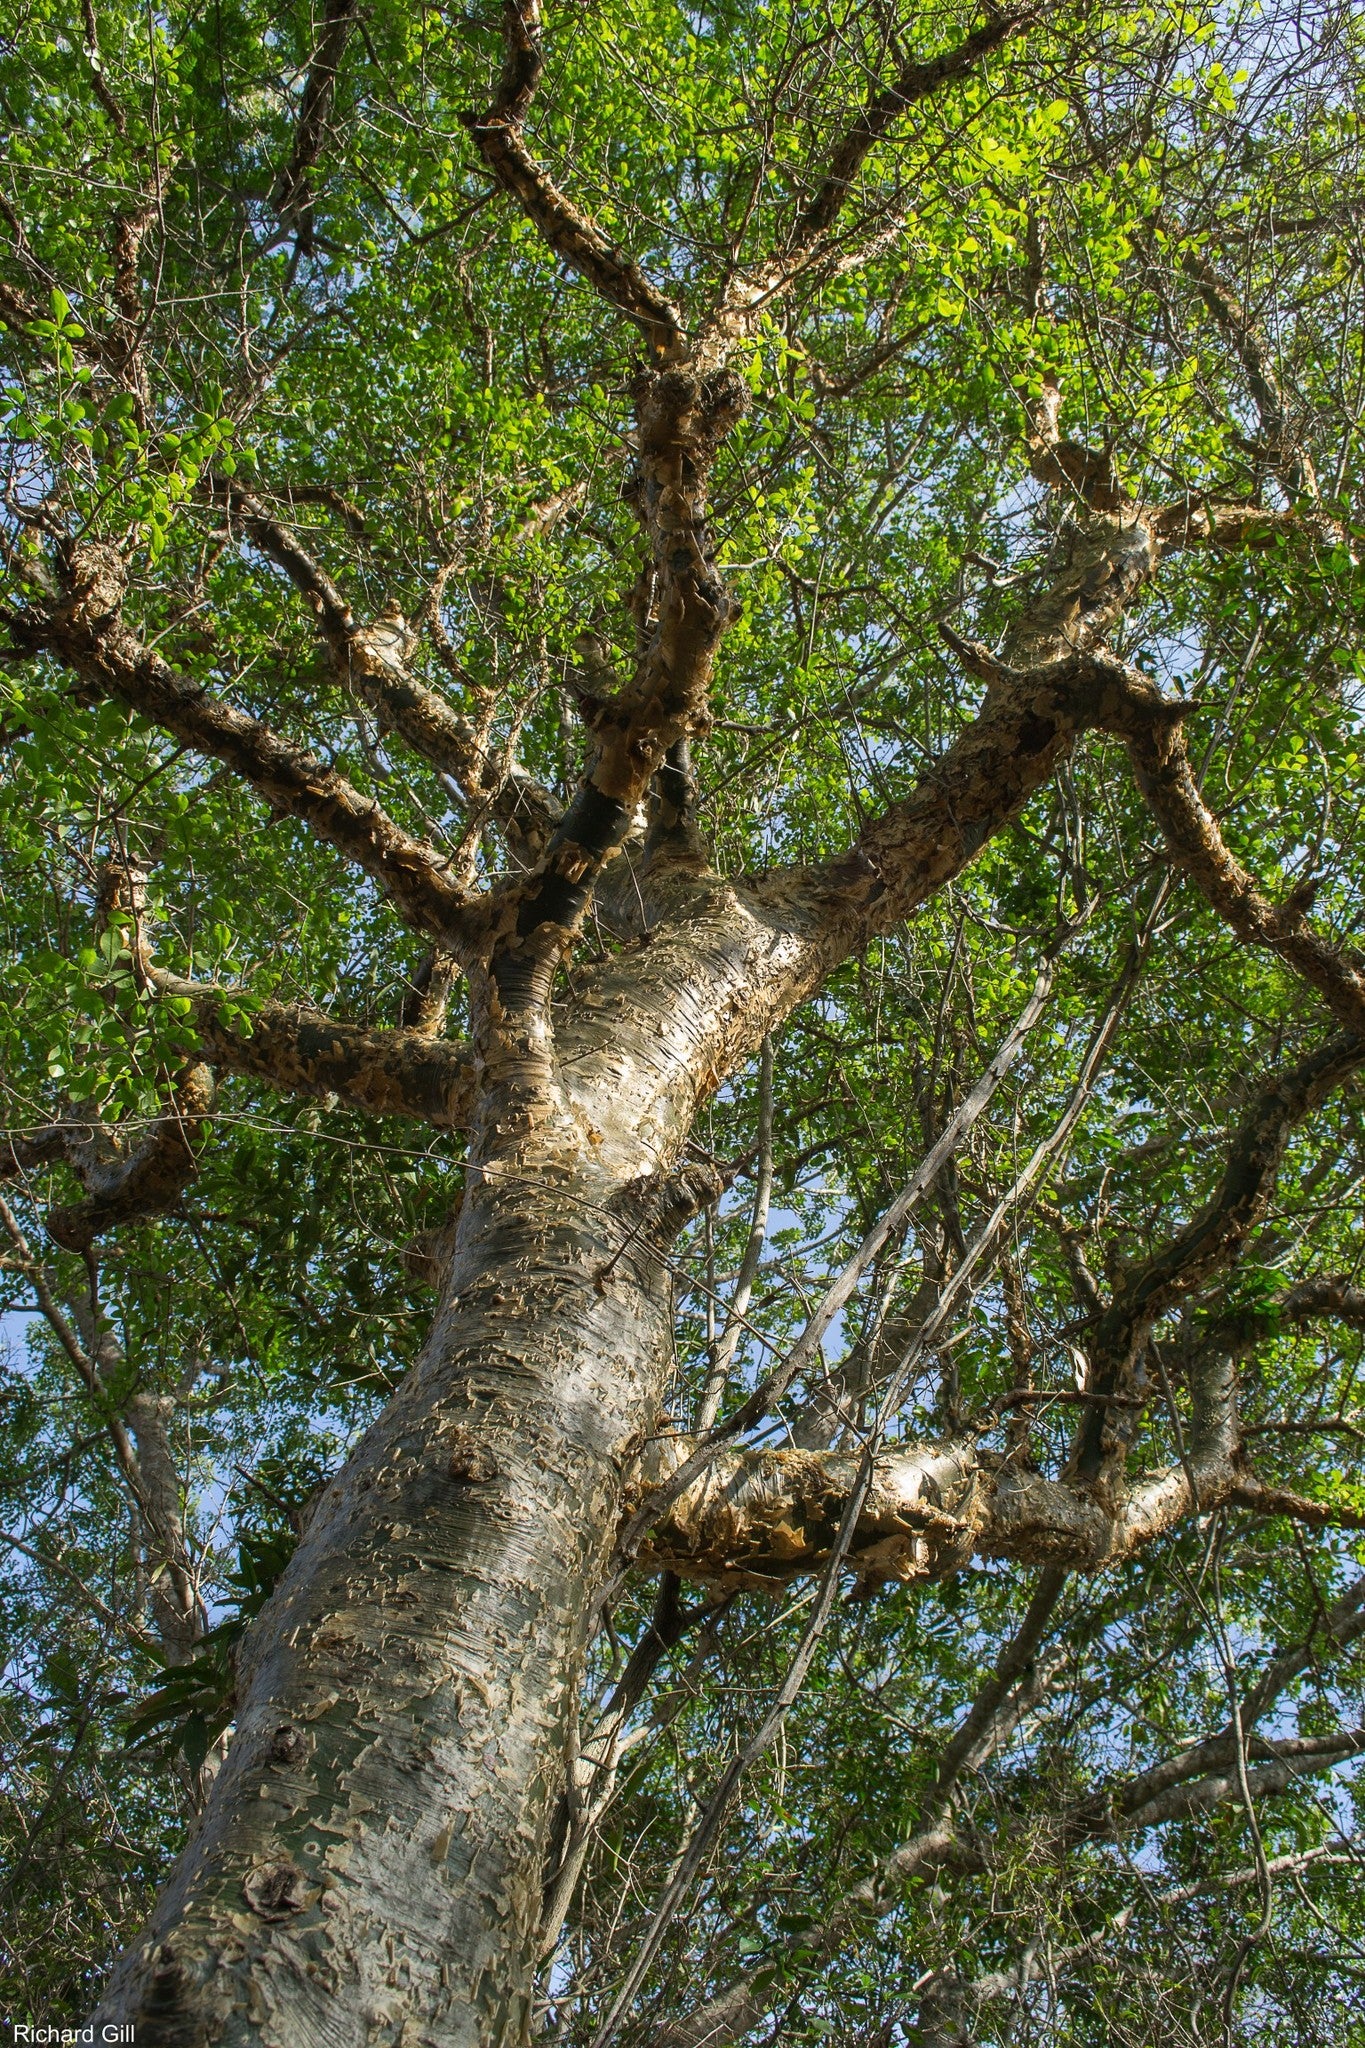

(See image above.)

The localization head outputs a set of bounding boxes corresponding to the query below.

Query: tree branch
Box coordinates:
[1058,1567,1365,1848]
[9,542,473,947]
[272,0,360,253]
[780,435,1165,958]
[463,0,684,355]
[1240,1570,1365,1728]
[698,4,1040,357]
[79,0,129,135]
[1100,664,1365,1038]
[629,1023,1364,1588]
[538,1578,730,1959]
[151,971,477,1128]
[629,1381,1363,1592]
[1151,498,1318,550]
[652,1558,1365,2045]
[695,1037,773,1430]
[788,635,1143,958]
[0,1527,157,1657]
[213,482,560,864]
[0,1197,198,1641]
[1183,247,1323,505]
[482,362,747,1015]
[3,1056,215,1250]
[650,1569,1068,2048]
[1116,1729,1365,1834]
[1021,371,1127,509]
[762,943,1067,1439]
[35,1065,215,1251]
[1071,1027,1365,1479]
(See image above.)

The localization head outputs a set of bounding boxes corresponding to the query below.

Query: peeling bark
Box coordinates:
[9,21,1351,2035]
[14,544,472,948]
[169,984,476,1129]
[94,1169,682,2045]
[630,1421,1287,1592]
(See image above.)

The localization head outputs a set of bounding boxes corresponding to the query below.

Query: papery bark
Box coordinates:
[95,1168,680,2045]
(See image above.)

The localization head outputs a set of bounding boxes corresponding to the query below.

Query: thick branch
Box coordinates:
[1116,1729,1365,1834]
[79,0,129,134]
[595,479,1339,1226]
[10,543,472,947]
[484,364,746,1007]
[790,628,1149,954]
[464,1,684,355]
[273,0,359,250]
[1152,498,1315,550]
[47,1065,215,1251]
[643,735,709,875]
[628,1421,1345,1592]
[154,974,476,1128]
[212,483,351,633]
[4,1067,215,1249]
[1022,371,1126,510]
[636,1015,1365,1588]
[767,453,1163,960]
[1103,674,1365,1037]
[106,192,156,422]
[1202,1275,1365,1354]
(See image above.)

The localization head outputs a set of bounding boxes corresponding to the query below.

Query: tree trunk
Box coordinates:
[94,1166,678,2047]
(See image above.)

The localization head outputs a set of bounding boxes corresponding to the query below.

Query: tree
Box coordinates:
[3,0,1365,2039]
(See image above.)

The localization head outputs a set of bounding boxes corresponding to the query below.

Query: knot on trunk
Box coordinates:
[446,1424,500,1485]
[609,1160,724,1247]
[57,539,129,628]
[242,1856,314,1921]
[269,1722,309,1767]
[402,1206,462,1288]
[135,1940,192,2031]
